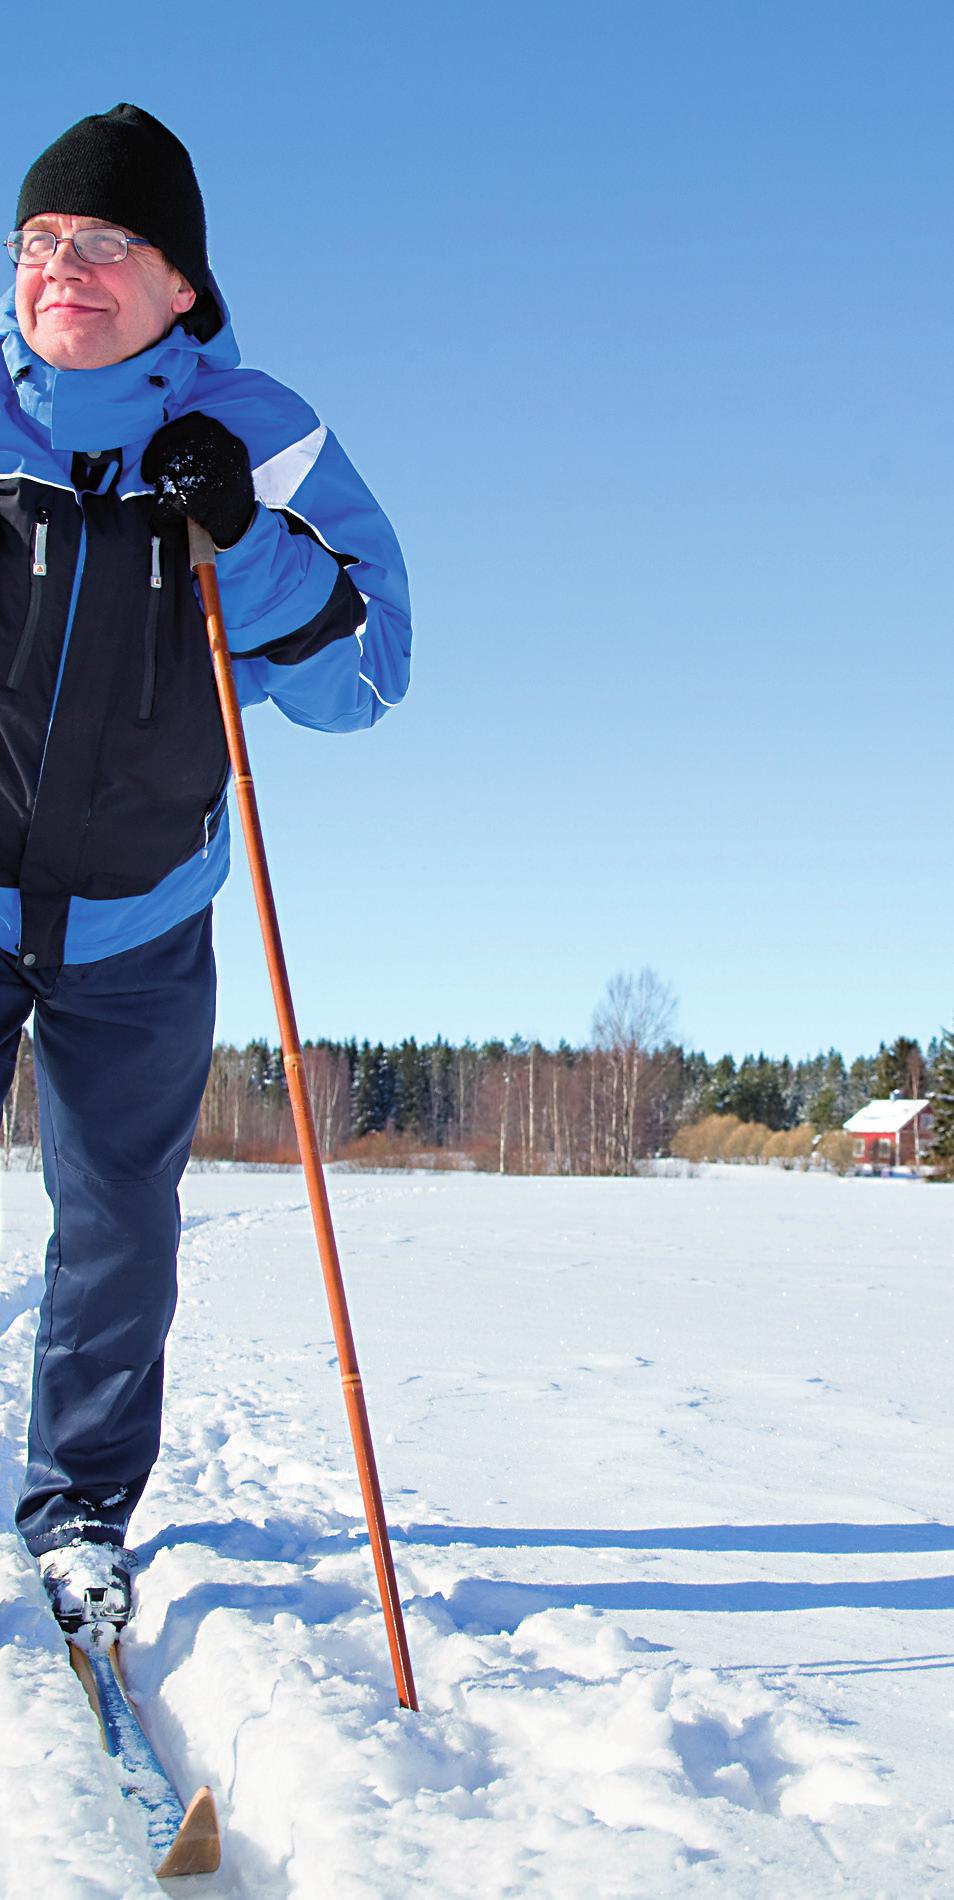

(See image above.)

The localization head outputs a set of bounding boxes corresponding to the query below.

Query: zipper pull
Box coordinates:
[32,512,48,576]
[202,811,211,860]
[150,535,162,589]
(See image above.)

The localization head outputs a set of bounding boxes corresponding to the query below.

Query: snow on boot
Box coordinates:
[39,1542,133,1652]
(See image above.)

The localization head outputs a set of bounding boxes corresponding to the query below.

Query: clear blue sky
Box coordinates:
[2,1,951,1063]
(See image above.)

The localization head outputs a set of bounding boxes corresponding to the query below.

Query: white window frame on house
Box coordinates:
[853,1139,865,1157]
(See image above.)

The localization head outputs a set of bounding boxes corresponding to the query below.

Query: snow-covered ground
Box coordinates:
[1,1163,953,1898]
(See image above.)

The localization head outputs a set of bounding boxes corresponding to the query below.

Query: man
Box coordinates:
[0,104,411,1648]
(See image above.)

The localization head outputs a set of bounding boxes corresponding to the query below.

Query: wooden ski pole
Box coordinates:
[187,519,418,1713]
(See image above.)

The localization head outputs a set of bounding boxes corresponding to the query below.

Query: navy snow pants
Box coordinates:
[2,908,216,1556]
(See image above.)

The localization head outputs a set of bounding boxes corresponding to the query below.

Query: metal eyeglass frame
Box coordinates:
[4,228,153,268]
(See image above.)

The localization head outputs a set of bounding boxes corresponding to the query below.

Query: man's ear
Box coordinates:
[171,277,197,316]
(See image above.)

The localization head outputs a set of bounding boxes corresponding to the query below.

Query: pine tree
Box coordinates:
[700,1053,736,1116]
[805,1050,848,1131]
[928,1023,954,1178]
[375,1043,396,1130]
[242,1038,273,1095]
[394,1038,427,1135]
[352,1040,381,1138]
[777,1055,800,1126]
[427,1037,455,1146]
[873,1036,924,1100]
[847,1053,876,1113]
[729,1054,787,1130]
[893,1037,926,1098]
[807,1082,840,1132]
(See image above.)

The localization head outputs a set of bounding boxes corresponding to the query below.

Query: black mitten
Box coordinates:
[142,412,255,548]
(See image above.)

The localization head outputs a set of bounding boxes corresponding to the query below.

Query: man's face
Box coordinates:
[14,213,196,370]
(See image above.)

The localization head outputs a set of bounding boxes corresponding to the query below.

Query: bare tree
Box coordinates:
[1,1031,39,1169]
[303,1044,350,1154]
[592,969,677,1173]
[498,1059,511,1174]
[2,1036,23,1168]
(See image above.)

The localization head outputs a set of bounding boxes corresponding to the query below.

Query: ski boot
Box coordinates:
[39,1542,134,1653]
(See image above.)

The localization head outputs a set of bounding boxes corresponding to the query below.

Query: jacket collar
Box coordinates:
[0,280,240,454]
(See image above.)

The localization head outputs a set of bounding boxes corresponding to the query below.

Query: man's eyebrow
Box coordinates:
[24,217,128,229]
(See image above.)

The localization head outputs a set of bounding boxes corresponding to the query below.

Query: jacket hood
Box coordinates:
[0,274,240,453]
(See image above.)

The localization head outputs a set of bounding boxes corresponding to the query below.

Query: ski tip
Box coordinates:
[156,1784,221,1878]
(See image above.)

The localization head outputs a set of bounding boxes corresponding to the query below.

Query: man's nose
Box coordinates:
[42,239,91,281]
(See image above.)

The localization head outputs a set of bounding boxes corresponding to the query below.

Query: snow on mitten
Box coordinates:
[142,412,255,549]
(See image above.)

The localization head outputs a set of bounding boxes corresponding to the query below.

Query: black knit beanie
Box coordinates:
[16,103,208,293]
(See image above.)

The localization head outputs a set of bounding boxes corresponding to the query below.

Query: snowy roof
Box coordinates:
[843,1099,931,1134]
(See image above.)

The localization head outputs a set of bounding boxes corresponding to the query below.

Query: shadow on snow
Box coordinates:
[131,1515,954,1648]
[426,1573,954,1635]
[395,1522,954,1555]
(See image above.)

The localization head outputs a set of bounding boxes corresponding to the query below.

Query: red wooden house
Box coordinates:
[842,1099,934,1172]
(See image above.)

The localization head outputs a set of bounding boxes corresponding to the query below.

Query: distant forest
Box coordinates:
[0,970,941,1174]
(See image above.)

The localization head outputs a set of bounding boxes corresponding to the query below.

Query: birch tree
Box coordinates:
[592,969,677,1173]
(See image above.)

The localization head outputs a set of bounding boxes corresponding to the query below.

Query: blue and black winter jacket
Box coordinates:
[0,280,411,968]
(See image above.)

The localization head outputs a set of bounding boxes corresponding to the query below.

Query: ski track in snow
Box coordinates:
[1,1165,954,1895]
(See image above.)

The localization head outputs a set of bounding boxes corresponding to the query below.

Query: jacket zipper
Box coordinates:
[138,536,163,720]
[202,783,229,859]
[6,512,49,689]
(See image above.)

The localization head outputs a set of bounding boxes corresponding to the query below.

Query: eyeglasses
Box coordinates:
[5,227,153,268]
